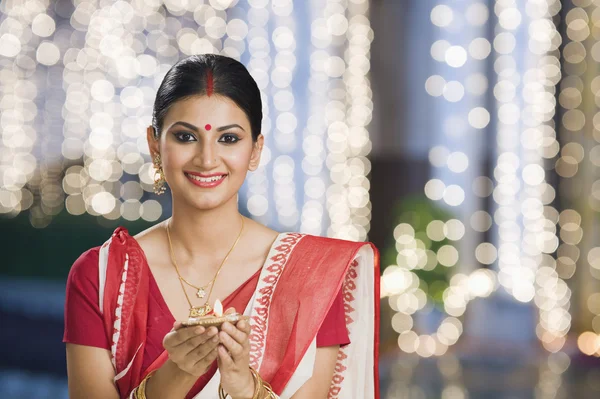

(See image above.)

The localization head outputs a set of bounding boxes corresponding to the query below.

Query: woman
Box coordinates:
[64,54,379,399]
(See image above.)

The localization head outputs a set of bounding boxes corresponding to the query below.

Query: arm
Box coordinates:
[65,250,121,399]
[66,344,197,399]
[66,344,119,399]
[145,324,220,399]
[290,346,339,399]
[66,324,220,399]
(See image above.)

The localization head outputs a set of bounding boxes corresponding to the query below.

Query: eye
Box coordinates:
[174,132,197,142]
[218,134,240,144]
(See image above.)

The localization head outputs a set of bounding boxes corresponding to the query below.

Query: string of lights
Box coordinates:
[325,0,373,241]
[244,0,272,226]
[560,0,600,357]
[0,0,373,239]
[382,1,498,358]
[381,0,600,366]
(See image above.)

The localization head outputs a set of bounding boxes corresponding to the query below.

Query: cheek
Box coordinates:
[223,148,253,171]
[162,145,194,168]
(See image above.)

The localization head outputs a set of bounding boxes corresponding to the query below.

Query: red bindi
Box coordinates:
[205,124,212,131]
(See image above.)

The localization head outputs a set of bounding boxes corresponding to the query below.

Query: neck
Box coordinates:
[168,195,244,259]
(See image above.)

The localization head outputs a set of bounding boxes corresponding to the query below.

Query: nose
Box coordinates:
[194,141,218,168]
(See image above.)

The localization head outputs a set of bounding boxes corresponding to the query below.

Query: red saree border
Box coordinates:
[248,233,305,370]
[328,259,358,398]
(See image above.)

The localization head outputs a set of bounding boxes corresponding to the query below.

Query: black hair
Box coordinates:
[151,54,262,141]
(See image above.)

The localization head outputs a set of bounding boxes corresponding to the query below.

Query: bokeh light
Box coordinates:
[0,0,373,240]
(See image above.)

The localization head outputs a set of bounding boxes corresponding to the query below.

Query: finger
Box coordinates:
[224,307,236,315]
[221,322,248,345]
[179,327,219,354]
[217,344,235,368]
[166,326,214,352]
[189,333,220,361]
[164,327,203,350]
[235,320,251,335]
[194,345,219,368]
[219,330,245,358]
[164,325,207,348]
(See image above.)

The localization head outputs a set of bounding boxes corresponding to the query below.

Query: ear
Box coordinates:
[248,134,264,172]
[147,125,160,158]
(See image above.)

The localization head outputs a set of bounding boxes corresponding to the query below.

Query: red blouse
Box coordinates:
[64,247,350,374]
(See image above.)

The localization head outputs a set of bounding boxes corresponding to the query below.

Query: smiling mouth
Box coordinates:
[184,173,227,183]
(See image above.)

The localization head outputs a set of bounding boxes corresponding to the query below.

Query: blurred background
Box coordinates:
[1,0,600,398]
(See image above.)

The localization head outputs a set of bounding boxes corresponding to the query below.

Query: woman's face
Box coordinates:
[147,95,263,211]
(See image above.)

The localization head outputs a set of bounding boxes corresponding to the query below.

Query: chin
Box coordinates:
[174,190,236,211]
[191,198,228,210]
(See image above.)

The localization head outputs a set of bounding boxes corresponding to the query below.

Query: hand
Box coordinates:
[163,322,220,377]
[217,307,255,399]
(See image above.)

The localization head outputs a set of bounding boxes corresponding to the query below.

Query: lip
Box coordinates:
[184,172,228,188]
[184,171,226,178]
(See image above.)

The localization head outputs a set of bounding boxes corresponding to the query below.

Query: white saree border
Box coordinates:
[98,237,120,369]
[193,233,303,399]
[98,237,112,315]
[328,244,375,399]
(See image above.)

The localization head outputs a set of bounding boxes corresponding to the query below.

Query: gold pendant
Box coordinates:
[196,287,206,298]
[189,304,212,318]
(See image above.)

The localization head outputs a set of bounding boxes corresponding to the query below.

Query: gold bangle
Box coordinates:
[249,367,263,399]
[262,382,278,399]
[218,366,263,399]
[135,370,156,399]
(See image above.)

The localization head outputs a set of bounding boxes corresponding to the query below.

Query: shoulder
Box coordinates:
[69,247,101,278]
[244,217,279,238]
[132,221,168,262]
[292,233,374,250]
[66,246,102,294]
[286,233,378,267]
[133,220,167,243]
[66,224,141,284]
[242,217,280,251]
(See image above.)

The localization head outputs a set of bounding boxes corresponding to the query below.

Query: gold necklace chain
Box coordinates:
[179,267,217,299]
[166,215,245,318]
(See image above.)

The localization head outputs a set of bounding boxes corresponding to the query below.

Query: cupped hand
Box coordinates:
[217,307,255,399]
[163,322,220,377]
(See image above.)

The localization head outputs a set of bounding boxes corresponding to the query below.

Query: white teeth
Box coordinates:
[187,174,225,183]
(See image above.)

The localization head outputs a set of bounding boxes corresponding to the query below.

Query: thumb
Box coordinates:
[224,307,236,315]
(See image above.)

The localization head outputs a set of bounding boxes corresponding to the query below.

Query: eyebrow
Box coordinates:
[170,121,246,132]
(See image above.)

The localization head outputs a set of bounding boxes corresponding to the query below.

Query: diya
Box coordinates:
[182,299,249,328]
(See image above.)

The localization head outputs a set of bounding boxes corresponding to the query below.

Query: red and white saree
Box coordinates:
[99,228,380,398]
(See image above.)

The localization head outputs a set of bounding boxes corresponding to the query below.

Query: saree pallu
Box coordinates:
[99,228,380,399]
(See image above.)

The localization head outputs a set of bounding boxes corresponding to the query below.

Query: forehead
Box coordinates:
[163,95,249,127]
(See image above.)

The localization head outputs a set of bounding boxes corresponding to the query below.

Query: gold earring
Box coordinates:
[153,154,166,195]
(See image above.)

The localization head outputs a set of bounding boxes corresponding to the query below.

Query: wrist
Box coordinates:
[165,359,201,382]
[231,370,255,399]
